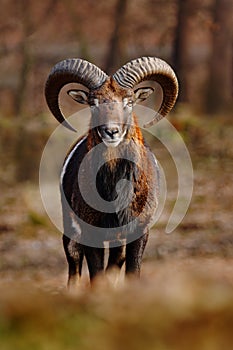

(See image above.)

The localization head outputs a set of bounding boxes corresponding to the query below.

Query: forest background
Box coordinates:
[0,1,232,349]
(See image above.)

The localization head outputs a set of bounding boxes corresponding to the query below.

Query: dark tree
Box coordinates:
[105,0,128,74]
[205,0,233,113]
[172,0,193,103]
[14,0,59,116]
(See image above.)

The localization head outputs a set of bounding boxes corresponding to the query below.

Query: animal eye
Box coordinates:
[90,98,99,107]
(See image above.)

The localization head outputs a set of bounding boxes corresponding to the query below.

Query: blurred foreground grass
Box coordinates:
[0,263,233,350]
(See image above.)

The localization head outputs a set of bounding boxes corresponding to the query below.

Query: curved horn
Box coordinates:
[113,57,178,127]
[45,58,108,131]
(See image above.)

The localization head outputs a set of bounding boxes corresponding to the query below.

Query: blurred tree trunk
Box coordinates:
[105,0,128,74]
[172,0,193,103]
[14,0,59,117]
[14,1,32,116]
[205,0,233,114]
[14,0,59,181]
[65,0,91,60]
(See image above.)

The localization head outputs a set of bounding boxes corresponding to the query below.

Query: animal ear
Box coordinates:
[134,87,154,103]
[67,89,89,104]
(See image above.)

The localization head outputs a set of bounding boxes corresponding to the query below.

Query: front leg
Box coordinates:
[63,235,84,288]
[107,245,125,270]
[83,246,105,282]
[125,232,149,276]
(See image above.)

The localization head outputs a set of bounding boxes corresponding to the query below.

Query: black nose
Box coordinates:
[104,127,119,138]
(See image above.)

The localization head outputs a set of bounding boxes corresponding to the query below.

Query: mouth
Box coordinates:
[97,127,126,148]
[102,138,122,147]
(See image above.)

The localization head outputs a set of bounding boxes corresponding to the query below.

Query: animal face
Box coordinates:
[68,79,154,147]
[92,101,132,147]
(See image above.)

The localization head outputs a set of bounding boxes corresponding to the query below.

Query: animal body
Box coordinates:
[45,57,178,285]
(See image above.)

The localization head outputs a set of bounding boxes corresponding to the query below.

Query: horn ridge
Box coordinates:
[113,56,178,126]
[45,58,108,131]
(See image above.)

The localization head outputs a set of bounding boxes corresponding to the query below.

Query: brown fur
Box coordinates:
[62,78,159,284]
[90,77,133,103]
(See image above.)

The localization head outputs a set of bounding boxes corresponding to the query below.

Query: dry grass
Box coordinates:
[0,261,233,350]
